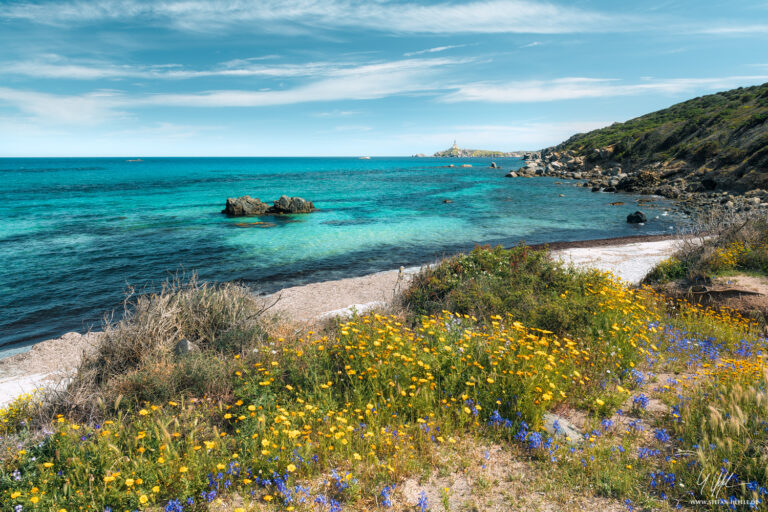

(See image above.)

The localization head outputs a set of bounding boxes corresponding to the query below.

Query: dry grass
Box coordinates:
[44,274,276,421]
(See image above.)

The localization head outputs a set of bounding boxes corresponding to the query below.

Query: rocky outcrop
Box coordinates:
[270,195,315,214]
[627,211,647,224]
[513,146,768,218]
[223,196,269,216]
[223,195,315,216]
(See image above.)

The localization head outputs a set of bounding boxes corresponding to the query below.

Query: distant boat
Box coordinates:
[358,156,371,160]
[126,158,143,162]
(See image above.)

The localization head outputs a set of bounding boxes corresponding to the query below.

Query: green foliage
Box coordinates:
[644,257,689,282]
[557,82,768,174]
[644,217,768,283]
[403,244,607,335]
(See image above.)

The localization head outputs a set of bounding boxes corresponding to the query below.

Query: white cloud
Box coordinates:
[404,45,466,57]
[521,41,543,48]
[694,24,768,35]
[443,76,768,103]
[0,0,630,34]
[0,55,348,80]
[0,87,127,124]
[0,57,463,123]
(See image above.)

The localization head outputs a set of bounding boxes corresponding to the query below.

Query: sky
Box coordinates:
[0,0,767,157]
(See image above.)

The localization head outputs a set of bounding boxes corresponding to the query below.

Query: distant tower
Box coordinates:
[452,139,458,150]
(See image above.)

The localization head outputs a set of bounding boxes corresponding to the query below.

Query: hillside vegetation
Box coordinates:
[554,82,768,192]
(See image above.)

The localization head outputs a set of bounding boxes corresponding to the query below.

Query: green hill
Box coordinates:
[552,82,768,192]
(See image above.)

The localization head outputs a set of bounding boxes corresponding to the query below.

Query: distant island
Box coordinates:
[431,140,523,158]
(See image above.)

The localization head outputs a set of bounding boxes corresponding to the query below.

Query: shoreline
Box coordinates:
[0,233,683,406]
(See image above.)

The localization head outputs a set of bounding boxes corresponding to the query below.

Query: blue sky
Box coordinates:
[0,0,766,156]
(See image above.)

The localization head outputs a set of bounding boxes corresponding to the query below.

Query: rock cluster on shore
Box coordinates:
[509,148,768,217]
[223,195,315,216]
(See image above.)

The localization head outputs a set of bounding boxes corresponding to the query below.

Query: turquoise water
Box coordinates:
[0,157,681,355]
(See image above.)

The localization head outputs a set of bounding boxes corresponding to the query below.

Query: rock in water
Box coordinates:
[222,195,315,216]
[627,211,647,224]
[222,196,269,216]
[270,195,315,214]
[490,161,498,168]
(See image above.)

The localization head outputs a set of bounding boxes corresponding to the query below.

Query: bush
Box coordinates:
[644,257,688,282]
[645,216,768,283]
[402,245,609,336]
[52,275,272,418]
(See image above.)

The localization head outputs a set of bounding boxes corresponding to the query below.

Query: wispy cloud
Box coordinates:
[0,55,347,80]
[0,87,127,124]
[693,24,768,35]
[404,45,466,57]
[442,76,768,103]
[0,57,464,123]
[144,58,463,107]
[0,0,633,34]
[521,41,543,48]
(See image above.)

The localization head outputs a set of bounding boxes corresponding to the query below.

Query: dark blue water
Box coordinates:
[0,157,681,355]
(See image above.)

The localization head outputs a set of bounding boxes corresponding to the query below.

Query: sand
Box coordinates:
[0,236,682,406]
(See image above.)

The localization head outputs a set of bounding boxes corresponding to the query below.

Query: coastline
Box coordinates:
[0,233,682,406]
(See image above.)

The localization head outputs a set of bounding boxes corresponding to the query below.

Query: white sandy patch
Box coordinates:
[555,239,680,284]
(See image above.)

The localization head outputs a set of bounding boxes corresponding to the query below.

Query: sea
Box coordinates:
[0,157,682,357]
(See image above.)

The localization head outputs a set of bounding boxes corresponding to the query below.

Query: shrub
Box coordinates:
[644,257,688,282]
[402,245,609,336]
[644,215,768,283]
[51,275,272,418]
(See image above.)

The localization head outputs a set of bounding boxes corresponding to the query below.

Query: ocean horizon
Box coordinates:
[0,156,682,357]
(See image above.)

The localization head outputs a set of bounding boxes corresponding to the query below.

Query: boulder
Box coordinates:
[616,171,659,192]
[173,338,200,357]
[222,195,269,216]
[504,171,518,178]
[627,211,647,224]
[542,413,582,444]
[654,185,680,199]
[223,195,315,216]
[270,195,315,214]
[490,162,498,169]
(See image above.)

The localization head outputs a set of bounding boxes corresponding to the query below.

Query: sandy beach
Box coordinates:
[0,235,681,406]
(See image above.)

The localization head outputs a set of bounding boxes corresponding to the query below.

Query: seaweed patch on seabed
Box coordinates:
[232,222,277,228]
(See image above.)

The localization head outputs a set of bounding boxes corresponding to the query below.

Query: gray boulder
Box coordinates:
[173,338,200,357]
[270,195,315,214]
[222,196,269,216]
[627,211,647,224]
[542,413,582,444]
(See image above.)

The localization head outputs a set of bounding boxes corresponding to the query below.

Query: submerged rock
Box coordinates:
[627,211,647,224]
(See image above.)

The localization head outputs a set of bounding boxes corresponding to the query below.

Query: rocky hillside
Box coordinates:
[517,82,768,214]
